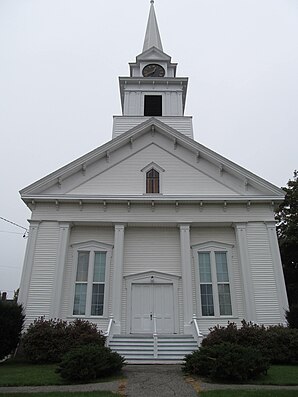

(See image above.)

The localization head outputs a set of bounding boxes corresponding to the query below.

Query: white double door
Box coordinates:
[131,283,175,334]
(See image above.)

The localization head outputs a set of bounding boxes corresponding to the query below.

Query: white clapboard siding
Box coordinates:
[25,222,59,326]
[69,144,236,196]
[112,116,193,139]
[121,227,182,333]
[246,222,281,324]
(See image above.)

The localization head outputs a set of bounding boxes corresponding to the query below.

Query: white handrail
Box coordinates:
[153,314,158,358]
[192,314,203,343]
[104,314,115,346]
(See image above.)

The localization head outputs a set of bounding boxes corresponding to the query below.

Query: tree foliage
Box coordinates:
[0,301,25,360]
[275,170,298,308]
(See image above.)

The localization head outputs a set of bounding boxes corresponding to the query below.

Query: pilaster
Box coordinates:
[265,222,289,321]
[112,224,125,334]
[234,223,256,322]
[18,221,40,308]
[179,224,193,332]
[50,222,71,318]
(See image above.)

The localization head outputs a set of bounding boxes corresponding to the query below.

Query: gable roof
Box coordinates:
[20,117,284,204]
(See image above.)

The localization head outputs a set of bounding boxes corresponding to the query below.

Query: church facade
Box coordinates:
[19,2,288,362]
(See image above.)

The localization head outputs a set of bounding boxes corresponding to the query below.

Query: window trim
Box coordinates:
[192,241,236,318]
[141,162,165,194]
[70,240,113,319]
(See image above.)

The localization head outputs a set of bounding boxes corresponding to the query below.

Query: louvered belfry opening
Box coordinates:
[146,168,159,193]
[144,95,162,116]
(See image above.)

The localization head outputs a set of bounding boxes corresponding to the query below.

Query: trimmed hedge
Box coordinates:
[22,318,106,363]
[0,301,24,360]
[201,320,298,365]
[183,342,269,382]
[56,344,125,382]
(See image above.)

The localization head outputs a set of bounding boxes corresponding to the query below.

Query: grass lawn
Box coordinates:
[201,392,298,397]
[0,393,121,397]
[0,361,121,387]
[252,366,298,386]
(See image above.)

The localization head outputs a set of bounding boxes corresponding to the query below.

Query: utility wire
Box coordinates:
[0,217,28,238]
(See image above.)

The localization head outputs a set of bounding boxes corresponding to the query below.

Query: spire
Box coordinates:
[142,0,163,52]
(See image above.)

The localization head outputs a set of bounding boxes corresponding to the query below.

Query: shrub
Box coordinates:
[201,320,298,365]
[183,342,269,382]
[265,326,298,364]
[0,301,25,360]
[22,318,106,363]
[56,344,125,382]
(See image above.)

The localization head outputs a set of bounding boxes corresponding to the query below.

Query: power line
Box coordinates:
[0,217,28,238]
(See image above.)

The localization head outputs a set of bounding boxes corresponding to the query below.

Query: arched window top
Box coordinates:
[146,168,159,193]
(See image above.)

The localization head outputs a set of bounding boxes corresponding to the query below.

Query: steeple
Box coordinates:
[142,0,163,52]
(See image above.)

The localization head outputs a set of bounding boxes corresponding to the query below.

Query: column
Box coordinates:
[266,222,289,321]
[50,222,71,318]
[18,221,40,308]
[234,223,256,322]
[179,225,193,333]
[112,224,125,334]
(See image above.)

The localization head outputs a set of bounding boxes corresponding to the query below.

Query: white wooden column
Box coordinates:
[18,220,40,309]
[266,222,289,321]
[179,224,193,333]
[112,224,125,334]
[234,223,256,322]
[50,222,71,319]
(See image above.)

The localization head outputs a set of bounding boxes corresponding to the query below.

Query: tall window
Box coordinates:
[73,243,111,317]
[144,95,162,116]
[194,243,233,317]
[146,169,159,193]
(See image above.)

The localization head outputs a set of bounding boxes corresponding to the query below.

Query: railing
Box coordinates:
[191,314,203,345]
[153,314,158,358]
[104,314,115,346]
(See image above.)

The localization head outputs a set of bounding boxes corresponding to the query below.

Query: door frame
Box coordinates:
[124,271,181,334]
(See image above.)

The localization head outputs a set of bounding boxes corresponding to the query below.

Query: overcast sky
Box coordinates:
[0,0,297,298]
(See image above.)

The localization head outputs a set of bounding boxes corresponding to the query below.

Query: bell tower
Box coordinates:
[112,1,193,139]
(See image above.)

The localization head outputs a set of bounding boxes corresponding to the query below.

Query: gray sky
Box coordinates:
[0,0,297,298]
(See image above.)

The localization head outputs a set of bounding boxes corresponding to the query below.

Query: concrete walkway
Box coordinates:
[123,365,198,397]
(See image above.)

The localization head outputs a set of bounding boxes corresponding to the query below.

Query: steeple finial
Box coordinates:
[142,0,163,52]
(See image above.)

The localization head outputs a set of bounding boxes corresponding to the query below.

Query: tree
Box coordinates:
[275,171,298,325]
[0,301,25,360]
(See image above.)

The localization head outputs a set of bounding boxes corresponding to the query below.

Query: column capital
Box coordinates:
[179,224,190,231]
[233,222,247,231]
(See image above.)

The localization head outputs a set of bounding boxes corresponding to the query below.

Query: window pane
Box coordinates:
[198,252,212,282]
[218,284,232,315]
[215,252,229,282]
[91,284,105,316]
[200,284,214,316]
[76,252,89,281]
[93,252,106,282]
[73,283,87,315]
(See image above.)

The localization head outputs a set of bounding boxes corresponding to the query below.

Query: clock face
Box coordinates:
[142,64,165,77]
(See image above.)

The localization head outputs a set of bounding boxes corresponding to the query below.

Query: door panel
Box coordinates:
[131,283,174,333]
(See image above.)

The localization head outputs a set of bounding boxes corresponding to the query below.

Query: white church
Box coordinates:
[19,1,288,363]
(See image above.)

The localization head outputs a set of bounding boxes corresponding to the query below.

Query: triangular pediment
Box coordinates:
[20,118,284,203]
[136,47,171,62]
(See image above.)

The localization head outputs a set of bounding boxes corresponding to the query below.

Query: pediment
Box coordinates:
[136,47,171,62]
[20,118,284,203]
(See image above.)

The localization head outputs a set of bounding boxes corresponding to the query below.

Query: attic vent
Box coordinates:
[144,95,162,116]
[146,169,159,193]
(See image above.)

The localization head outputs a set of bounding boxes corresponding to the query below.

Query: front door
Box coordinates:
[131,283,174,334]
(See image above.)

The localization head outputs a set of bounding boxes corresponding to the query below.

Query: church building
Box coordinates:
[18,1,288,363]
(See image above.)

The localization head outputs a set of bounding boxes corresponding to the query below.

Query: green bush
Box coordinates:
[56,344,125,382]
[22,318,106,363]
[183,342,269,382]
[0,301,24,360]
[201,320,298,365]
